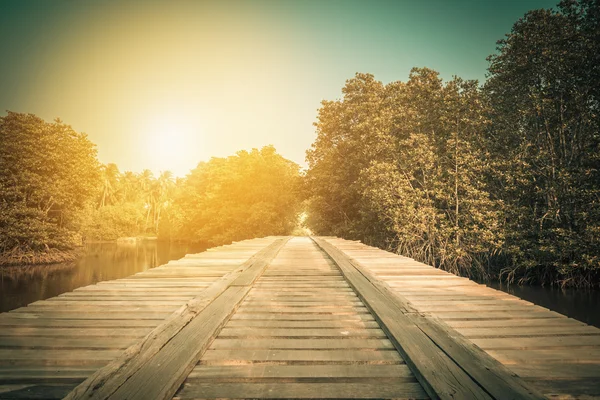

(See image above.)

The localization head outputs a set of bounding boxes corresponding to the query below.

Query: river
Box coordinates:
[1,244,598,329]
[0,241,206,313]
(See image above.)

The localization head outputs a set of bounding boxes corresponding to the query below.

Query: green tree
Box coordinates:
[485,1,600,286]
[305,73,392,243]
[165,146,302,246]
[99,163,120,208]
[358,69,502,277]
[0,112,100,263]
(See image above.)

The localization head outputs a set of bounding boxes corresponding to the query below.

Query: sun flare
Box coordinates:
[141,113,202,176]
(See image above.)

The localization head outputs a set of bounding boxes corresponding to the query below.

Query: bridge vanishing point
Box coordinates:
[0,236,599,400]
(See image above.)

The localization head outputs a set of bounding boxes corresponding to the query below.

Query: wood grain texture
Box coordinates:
[313,236,546,400]
[63,237,288,400]
[0,237,281,400]
[321,236,600,399]
[175,237,426,400]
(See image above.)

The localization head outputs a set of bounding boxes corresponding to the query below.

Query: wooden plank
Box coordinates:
[526,378,600,398]
[445,318,585,329]
[0,368,92,384]
[5,311,173,320]
[0,383,76,399]
[201,349,402,363]
[64,237,287,400]
[460,325,600,338]
[209,338,395,350]
[187,364,412,379]
[236,306,368,313]
[174,382,428,399]
[0,349,120,367]
[0,318,162,328]
[509,363,600,379]
[430,311,563,320]
[487,348,600,364]
[217,327,386,338]
[241,301,365,307]
[0,337,136,349]
[0,327,148,338]
[225,320,380,328]
[230,313,375,321]
[472,336,600,349]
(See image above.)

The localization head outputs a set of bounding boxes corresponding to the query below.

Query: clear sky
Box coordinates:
[0,0,558,176]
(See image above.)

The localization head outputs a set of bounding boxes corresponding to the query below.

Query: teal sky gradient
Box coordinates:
[0,0,558,175]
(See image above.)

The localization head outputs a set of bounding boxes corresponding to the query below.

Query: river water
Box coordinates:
[0,241,206,313]
[485,281,600,328]
[1,243,598,328]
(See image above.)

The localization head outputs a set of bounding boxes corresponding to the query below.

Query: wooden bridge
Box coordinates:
[0,236,599,399]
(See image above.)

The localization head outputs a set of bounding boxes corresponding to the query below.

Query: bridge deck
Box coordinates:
[0,236,598,399]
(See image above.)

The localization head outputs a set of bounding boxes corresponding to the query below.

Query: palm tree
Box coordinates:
[153,171,175,232]
[99,163,120,208]
[139,169,155,232]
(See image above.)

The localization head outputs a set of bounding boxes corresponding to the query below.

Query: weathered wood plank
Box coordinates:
[209,338,395,350]
[174,382,428,399]
[473,335,600,349]
[0,337,136,349]
[187,364,412,379]
[225,320,380,328]
[201,349,402,363]
[217,327,386,338]
[0,383,76,399]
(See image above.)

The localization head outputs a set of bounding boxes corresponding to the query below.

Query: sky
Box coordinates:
[0,0,558,176]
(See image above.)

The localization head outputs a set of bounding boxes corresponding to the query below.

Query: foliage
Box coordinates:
[306,70,503,279]
[484,0,600,286]
[305,73,393,243]
[82,164,175,241]
[165,146,302,246]
[305,0,599,287]
[0,112,100,263]
[83,204,146,241]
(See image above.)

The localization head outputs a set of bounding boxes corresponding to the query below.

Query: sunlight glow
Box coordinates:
[141,112,203,176]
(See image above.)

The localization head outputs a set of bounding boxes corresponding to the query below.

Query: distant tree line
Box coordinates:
[305,0,600,287]
[163,146,302,246]
[0,111,302,264]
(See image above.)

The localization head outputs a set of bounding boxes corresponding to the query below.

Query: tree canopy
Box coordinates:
[0,113,302,263]
[165,146,302,246]
[0,112,100,263]
[305,0,600,287]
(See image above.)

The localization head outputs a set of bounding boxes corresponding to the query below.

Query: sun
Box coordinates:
[147,127,187,158]
[141,112,202,176]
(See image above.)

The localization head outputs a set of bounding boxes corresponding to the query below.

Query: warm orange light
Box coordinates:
[139,111,204,176]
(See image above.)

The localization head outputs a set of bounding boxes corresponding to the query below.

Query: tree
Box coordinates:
[484,2,600,286]
[305,73,392,243]
[99,163,120,208]
[0,112,100,262]
[165,146,302,246]
[306,69,503,278]
[361,69,502,277]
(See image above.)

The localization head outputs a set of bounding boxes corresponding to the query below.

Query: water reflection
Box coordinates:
[0,241,206,313]
[486,281,600,328]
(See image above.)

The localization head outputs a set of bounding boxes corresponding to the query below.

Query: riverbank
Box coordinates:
[0,247,82,267]
[0,240,208,312]
[0,236,161,266]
